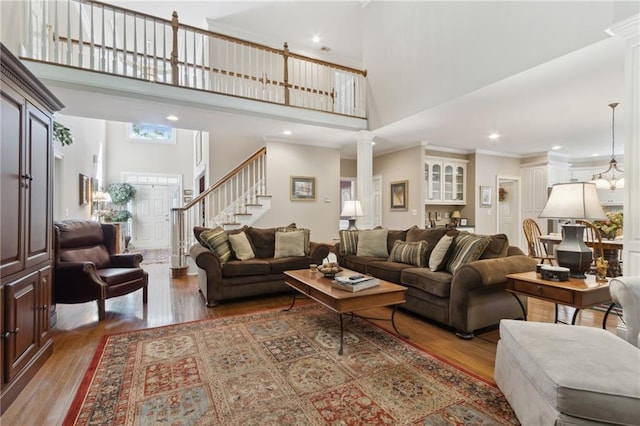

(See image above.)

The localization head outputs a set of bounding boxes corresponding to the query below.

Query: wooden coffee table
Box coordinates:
[506,271,614,327]
[283,269,407,354]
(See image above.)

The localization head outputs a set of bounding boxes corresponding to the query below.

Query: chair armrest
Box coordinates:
[110,253,143,268]
[56,261,97,274]
[310,242,330,264]
[610,276,640,347]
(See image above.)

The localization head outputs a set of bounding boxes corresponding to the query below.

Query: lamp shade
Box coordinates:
[539,182,606,221]
[451,210,461,219]
[341,200,364,217]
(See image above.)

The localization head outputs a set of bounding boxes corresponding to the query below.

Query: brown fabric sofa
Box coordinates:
[190,225,330,306]
[336,226,536,339]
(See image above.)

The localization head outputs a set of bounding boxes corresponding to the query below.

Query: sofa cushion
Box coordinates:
[400,268,453,298]
[98,267,146,285]
[269,256,312,274]
[479,233,510,259]
[357,229,389,257]
[388,240,428,267]
[446,233,491,273]
[366,260,414,284]
[339,254,380,274]
[222,259,271,277]
[406,227,448,261]
[498,320,640,425]
[246,227,276,258]
[274,230,305,258]
[228,232,256,260]
[60,245,111,269]
[199,226,232,263]
[387,228,410,254]
[429,234,454,271]
[339,230,359,255]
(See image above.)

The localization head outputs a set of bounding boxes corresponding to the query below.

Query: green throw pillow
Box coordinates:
[446,233,490,273]
[274,230,306,258]
[356,228,389,258]
[199,226,232,263]
[228,231,256,260]
[388,240,428,267]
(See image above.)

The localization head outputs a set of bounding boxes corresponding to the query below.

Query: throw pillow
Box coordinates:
[277,226,311,255]
[274,230,306,258]
[228,231,256,260]
[339,230,359,255]
[429,234,454,271]
[199,226,232,263]
[356,228,389,258]
[446,233,491,274]
[479,233,510,259]
[388,240,428,267]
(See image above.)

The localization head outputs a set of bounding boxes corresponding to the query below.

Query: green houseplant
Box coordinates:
[107,183,136,205]
[53,122,73,146]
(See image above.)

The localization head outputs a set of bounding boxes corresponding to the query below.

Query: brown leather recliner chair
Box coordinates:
[53,219,148,320]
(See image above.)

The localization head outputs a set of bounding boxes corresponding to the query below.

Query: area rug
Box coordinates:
[64,305,517,425]
[134,248,170,265]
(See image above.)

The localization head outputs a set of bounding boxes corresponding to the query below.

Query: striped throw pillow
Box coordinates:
[199,226,232,263]
[446,233,491,273]
[388,240,428,267]
[339,230,359,255]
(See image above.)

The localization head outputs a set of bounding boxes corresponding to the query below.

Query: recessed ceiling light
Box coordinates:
[488,133,500,140]
[282,130,292,135]
[312,35,320,44]
[166,115,178,121]
[591,153,599,157]
[551,145,562,150]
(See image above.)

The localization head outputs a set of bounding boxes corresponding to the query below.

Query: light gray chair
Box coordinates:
[494,276,640,425]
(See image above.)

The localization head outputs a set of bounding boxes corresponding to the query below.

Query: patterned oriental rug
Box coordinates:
[134,248,170,265]
[64,305,517,425]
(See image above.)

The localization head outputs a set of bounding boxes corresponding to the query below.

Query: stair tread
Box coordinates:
[235,213,252,216]
[245,204,263,207]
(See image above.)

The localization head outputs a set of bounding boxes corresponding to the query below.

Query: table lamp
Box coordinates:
[341,200,364,230]
[451,210,461,226]
[538,182,607,279]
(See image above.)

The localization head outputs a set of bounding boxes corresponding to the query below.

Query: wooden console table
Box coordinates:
[506,271,614,328]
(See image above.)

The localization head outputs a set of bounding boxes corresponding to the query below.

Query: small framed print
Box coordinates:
[291,176,316,201]
[460,218,468,226]
[480,186,492,208]
[390,180,408,211]
[183,189,193,196]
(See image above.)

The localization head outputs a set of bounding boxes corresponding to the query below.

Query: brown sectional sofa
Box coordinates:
[190,225,330,306]
[336,226,536,339]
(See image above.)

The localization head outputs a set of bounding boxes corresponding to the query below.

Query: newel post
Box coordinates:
[171,11,179,85]
[283,42,290,105]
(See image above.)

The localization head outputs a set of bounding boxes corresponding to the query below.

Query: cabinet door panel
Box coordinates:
[4,272,39,382]
[25,104,52,269]
[38,266,52,344]
[1,87,25,278]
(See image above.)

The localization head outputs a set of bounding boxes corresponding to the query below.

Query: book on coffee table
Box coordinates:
[332,276,380,292]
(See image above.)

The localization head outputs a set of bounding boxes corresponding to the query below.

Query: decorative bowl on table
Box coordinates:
[317,262,342,278]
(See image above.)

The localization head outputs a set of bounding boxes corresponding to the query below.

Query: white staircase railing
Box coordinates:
[169,147,267,272]
[21,0,367,118]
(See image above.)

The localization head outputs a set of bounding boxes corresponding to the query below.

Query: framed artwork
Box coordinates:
[460,218,468,226]
[183,189,193,196]
[390,180,408,211]
[480,186,492,208]
[290,176,316,201]
[79,174,90,205]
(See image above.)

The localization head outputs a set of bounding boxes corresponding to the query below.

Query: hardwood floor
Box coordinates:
[1,263,621,425]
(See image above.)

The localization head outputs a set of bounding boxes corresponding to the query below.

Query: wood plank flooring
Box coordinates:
[1,263,621,425]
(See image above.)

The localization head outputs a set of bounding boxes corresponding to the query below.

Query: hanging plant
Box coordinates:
[53,121,73,146]
[107,183,136,205]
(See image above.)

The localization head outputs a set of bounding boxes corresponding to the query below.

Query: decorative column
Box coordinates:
[356,131,375,229]
[610,14,639,276]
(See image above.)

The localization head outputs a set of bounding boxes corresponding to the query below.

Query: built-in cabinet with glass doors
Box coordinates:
[424,156,468,205]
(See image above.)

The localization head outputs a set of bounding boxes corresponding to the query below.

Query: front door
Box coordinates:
[132,183,171,248]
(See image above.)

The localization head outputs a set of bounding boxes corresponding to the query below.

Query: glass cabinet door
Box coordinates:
[443,165,453,201]
[455,166,464,201]
[431,163,441,201]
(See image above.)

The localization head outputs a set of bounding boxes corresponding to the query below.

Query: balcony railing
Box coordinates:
[23,0,367,118]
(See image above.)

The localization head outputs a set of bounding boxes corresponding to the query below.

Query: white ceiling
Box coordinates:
[66,1,635,161]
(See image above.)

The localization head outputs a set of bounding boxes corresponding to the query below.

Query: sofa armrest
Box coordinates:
[110,253,143,268]
[190,243,223,280]
[310,242,330,264]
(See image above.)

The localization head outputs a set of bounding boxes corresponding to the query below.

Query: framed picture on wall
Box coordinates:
[480,185,492,208]
[390,180,408,211]
[460,218,468,226]
[79,174,90,205]
[290,176,316,201]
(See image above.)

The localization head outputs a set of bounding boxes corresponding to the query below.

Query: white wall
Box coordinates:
[373,146,423,230]
[53,114,105,220]
[257,141,340,243]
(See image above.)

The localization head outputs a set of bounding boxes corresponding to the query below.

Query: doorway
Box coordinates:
[496,176,521,250]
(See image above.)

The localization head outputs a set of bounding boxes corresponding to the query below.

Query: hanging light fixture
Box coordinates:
[591,102,624,191]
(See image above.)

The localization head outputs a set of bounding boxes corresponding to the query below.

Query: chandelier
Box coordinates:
[591,102,624,191]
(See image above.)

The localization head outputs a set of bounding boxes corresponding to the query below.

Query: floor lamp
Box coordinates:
[341,200,364,230]
[538,182,607,279]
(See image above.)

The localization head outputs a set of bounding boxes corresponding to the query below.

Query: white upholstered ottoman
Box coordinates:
[495,320,640,426]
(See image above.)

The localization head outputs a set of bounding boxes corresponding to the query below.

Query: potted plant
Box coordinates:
[594,210,623,240]
[107,183,136,205]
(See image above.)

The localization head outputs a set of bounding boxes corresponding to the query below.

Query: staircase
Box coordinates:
[169,148,270,274]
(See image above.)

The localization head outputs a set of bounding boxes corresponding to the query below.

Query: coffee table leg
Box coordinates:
[282,289,297,312]
[339,314,344,355]
[391,306,410,339]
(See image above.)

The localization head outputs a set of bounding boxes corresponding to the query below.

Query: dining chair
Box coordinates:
[576,219,607,276]
[522,218,556,265]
